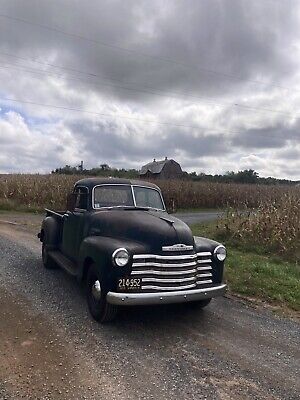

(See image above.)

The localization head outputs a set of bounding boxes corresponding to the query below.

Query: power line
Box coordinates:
[0,96,297,142]
[0,58,298,119]
[0,61,226,106]
[0,13,298,93]
[0,51,102,79]
[0,52,237,105]
[0,95,208,130]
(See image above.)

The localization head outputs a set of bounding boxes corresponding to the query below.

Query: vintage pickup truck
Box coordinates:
[39,178,227,322]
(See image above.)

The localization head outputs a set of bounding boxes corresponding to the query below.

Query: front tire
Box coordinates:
[188,298,212,309]
[42,243,57,269]
[86,263,118,323]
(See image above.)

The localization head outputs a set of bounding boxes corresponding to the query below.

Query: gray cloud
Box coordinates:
[0,0,299,179]
[1,0,298,97]
[233,122,300,150]
[67,118,229,165]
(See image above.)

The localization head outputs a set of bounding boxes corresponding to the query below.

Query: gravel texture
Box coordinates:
[0,217,299,399]
[0,210,223,229]
[175,211,224,226]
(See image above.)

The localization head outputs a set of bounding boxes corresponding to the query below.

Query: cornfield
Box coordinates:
[0,174,297,211]
[217,193,300,261]
[0,174,299,258]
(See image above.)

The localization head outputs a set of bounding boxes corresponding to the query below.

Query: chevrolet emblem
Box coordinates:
[162,244,194,251]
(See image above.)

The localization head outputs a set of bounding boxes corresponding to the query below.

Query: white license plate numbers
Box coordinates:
[118,278,141,291]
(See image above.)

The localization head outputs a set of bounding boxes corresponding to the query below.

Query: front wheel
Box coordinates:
[188,298,212,309]
[42,243,57,269]
[86,264,118,323]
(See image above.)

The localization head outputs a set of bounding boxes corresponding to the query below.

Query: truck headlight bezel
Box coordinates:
[214,245,226,262]
[112,248,130,267]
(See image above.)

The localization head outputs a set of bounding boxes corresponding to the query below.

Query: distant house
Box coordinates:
[140,157,183,180]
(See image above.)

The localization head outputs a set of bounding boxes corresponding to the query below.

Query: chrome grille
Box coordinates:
[131,251,213,291]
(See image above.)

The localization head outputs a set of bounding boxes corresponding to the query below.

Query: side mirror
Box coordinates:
[66,193,77,212]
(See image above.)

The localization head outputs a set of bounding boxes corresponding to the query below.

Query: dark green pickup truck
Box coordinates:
[39,177,227,322]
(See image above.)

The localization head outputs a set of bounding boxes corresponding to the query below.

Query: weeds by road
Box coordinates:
[192,222,300,314]
[217,193,300,261]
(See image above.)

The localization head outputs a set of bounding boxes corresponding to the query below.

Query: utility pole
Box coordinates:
[78,160,83,172]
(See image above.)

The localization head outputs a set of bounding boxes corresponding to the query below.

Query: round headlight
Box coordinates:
[112,248,129,267]
[214,245,226,262]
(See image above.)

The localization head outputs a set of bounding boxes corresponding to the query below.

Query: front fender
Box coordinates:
[194,236,221,253]
[194,236,225,284]
[77,236,147,291]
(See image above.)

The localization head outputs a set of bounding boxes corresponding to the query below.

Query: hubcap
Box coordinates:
[92,280,101,300]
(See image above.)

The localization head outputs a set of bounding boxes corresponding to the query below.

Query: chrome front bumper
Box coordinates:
[106,283,227,306]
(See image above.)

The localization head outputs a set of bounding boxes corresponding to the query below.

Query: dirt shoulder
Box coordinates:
[0,211,43,235]
[0,286,118,400]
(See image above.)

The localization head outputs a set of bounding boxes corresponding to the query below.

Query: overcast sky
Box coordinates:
[0,0,299,179]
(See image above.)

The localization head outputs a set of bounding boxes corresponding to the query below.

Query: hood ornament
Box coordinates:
[162,244,194,252]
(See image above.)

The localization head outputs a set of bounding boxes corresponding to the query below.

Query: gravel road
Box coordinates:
[175,211,224,226]
[0,209,223,228]
[0,214,299,400]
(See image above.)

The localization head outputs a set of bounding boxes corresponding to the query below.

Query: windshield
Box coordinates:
[93,185,165,210]
[133,186,164,210]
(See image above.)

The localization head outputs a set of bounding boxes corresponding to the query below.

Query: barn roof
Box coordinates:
[140,159,171,175]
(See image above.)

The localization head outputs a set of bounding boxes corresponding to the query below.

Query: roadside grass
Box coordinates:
[0,200,42,213]
[192,222,300,312]
[225,250,299,311]
[175,208,225,214]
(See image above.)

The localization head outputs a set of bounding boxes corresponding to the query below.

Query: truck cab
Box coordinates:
[39,178,227,322]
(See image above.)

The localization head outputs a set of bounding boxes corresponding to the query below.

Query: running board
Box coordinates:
[48,250,77,276]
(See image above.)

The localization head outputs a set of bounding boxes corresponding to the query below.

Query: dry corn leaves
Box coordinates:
[219,193,300,260]
[0,175,299,260]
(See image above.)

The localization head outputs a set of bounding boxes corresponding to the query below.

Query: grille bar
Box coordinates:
[197,259,212,264]
[142,283,197,291]
[141,279,212,291]
[142,276,196,284]
[133,251,211,261]
[132,266,211,275]
[196,279,212,284]
[132,261,197,268]
[197,266,212,271]
[131,268,197,276]
[196,273,212,278]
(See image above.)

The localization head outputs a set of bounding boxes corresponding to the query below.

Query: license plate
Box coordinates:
[118,277,141,291]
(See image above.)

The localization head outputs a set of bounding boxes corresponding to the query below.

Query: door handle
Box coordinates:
[63,213,69,219]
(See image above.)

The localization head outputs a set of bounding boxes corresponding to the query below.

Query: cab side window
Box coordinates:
[74,187,88,210]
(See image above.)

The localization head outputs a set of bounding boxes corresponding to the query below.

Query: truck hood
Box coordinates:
[89,209,194,253]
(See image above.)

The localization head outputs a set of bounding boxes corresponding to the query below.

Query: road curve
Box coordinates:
[174,211,224,226]
[0,218,299,400]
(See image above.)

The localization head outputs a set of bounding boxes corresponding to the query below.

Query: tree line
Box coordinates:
[52,164,298,185]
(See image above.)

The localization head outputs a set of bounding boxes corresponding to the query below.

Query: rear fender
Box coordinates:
[41,216,60,249]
